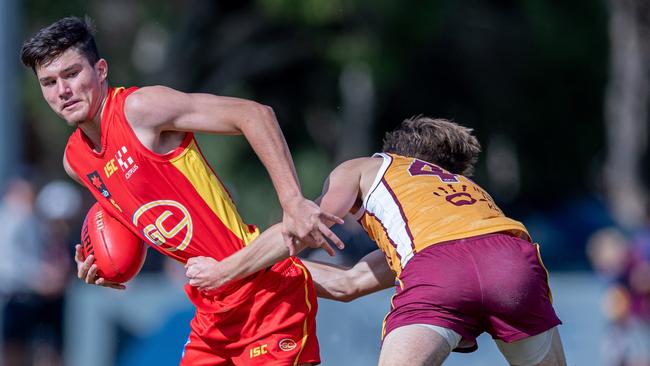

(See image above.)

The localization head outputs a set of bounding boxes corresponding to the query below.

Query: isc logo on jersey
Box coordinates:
[133,200,193,252]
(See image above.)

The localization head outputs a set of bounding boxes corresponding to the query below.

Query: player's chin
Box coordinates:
[61,110,86,126]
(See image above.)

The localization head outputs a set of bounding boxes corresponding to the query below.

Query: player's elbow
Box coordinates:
[331,276,363,303]
[336,293,358,303]
[235,102,278,135]
[248,102,276,125]
[258,103,275,117]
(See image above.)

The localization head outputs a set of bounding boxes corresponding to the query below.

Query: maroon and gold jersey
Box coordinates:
[359,153,530,277]
[65,87,262,310]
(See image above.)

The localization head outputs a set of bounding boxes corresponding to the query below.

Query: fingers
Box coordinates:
[78,254,94,280]
[287,241,298,257]
[188,277,203,287]
[185,257,196,268]
[185,259,205,281]
[197,285,214,293]
[185,257,223,292]
[283,231,298,256]
[320,241,336,256]
[74,244,84,264]
[185,265,197,279]
[95,278,126,290]
[289,229,342,257]
[186,268,211,291]
[310,232,336,256]
[318,223,345,250]
[86,263,98,284]
[75,247,126,290]
[320,212,344,225]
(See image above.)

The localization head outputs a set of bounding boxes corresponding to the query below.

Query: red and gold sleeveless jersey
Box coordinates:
[360,153,530,277]
[65,87,261,310]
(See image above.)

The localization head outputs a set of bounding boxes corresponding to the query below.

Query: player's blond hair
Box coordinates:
[382,116,481,176]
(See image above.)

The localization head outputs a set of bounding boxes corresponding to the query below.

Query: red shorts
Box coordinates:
[383,233,561,352]
[180,257,320,366]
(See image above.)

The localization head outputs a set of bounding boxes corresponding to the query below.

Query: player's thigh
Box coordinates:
[379,324,451,366]
[231,258,320,366]
[495,327,566,366]
[180,332,234,366]
[536,328,566,366]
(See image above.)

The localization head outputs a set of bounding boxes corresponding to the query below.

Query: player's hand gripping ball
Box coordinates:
[81,203,147,283]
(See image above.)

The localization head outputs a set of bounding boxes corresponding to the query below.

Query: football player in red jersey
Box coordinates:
[21,16,343,365]
[186,117,568,365]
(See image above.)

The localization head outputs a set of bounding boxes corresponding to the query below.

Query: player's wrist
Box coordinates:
[217,256,241,286]
[278,191,305,210]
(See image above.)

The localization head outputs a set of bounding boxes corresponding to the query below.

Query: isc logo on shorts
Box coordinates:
[249,344,267,358]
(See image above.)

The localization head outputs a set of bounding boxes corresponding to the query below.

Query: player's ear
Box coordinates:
[95,58,108,82]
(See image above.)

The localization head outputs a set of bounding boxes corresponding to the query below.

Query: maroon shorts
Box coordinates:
[383,233,561,352]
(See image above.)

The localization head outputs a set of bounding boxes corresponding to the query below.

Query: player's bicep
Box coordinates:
[348,249,395,297]
[171,93,272,134]
[316,160,363,219]
[125,86,270,135]
[305,249,394,302]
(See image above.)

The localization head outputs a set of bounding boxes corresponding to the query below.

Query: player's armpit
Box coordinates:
[63,153,82,184]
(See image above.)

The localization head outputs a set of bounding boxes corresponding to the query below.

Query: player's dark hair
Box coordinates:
[382,116,481,176]
[20,16,100,72]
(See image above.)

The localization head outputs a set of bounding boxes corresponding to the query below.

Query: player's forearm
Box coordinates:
[302,260,357,302]
[304,249,395,302]
[218,224,306,284]
[238,106,302,205]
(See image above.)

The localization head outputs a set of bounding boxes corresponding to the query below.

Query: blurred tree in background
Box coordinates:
[603,0,650,228]
[20,0,641,269]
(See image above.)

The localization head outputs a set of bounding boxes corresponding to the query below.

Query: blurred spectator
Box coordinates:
[587,227,650,366]
[0,178,76,366]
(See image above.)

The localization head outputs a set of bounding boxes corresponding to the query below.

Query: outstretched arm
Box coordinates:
[185,159,367,292]
[186,223,309,292]
[303,249,395,302]
[125,85,343,249]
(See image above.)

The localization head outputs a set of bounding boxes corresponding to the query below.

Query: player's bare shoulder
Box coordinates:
[359,157,384,191]
[362,155,384,175]
[333,157,382,198]
[336,157,381,171]
[332,157,377,178]
[124,85,187,130]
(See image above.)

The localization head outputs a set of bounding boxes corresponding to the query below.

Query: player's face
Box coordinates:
[35,48,107,127]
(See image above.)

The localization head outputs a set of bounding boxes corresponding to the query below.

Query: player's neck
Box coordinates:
[79,84,109,152]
